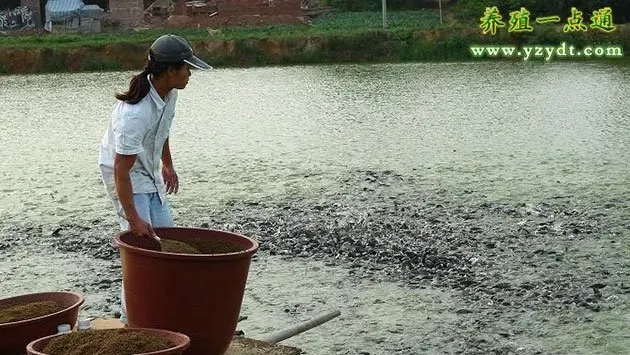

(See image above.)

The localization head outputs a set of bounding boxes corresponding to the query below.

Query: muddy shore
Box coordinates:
[1,169,628,354]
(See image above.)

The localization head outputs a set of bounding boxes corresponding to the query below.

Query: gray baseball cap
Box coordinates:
[149,34,212,70]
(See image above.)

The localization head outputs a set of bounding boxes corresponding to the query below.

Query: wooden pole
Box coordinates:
[260,310,341,344]
[382,0,387,29]
[439,0,443,24]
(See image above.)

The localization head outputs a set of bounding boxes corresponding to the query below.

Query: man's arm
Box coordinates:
[162,138,173,168]
[161,138,179,194]
[114,153,154,237]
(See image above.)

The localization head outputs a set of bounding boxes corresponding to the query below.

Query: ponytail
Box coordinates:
[115,50,186,105]
[115,67,151,104]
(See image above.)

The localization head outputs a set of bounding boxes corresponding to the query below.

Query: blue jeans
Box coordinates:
[115,192,174,230]
[113,192,174,324]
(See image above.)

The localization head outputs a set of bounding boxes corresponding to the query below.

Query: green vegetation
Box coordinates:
[321,0,630,22]
[0,9,628,74]
[313,9,441,30]
[324,0,442,12]
[450,0,630,25]
[40,49,66,72]
[0,8,626,48]
[0,10,440,49]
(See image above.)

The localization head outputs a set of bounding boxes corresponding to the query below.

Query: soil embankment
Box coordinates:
[1,26,628,74]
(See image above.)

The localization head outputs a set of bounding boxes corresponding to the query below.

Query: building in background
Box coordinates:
[1,0,145,31]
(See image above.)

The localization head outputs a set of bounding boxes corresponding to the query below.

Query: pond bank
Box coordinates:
[1,26,628,74]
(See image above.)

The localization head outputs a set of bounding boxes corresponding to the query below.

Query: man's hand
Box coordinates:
[162,165,179,194]
[128,216,155,238]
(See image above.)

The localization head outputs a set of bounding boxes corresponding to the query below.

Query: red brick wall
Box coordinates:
[106,0,145,28]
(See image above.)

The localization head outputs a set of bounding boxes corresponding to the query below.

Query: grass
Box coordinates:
[311,9,441,30]
[1,9,626,49]
[0,10,443,48]
[1,10,627,73]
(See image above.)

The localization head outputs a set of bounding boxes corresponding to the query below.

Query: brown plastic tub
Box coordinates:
[26,327,190,355]
[0,291,83,355]
[115,227,259,355]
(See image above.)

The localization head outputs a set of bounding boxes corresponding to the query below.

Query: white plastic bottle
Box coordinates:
[77,318,92,331]
[57,324,71,334]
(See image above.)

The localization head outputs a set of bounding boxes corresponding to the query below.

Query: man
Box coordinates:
[98,34,212,324]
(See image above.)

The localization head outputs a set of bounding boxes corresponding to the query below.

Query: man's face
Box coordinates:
[168,64,191,90]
